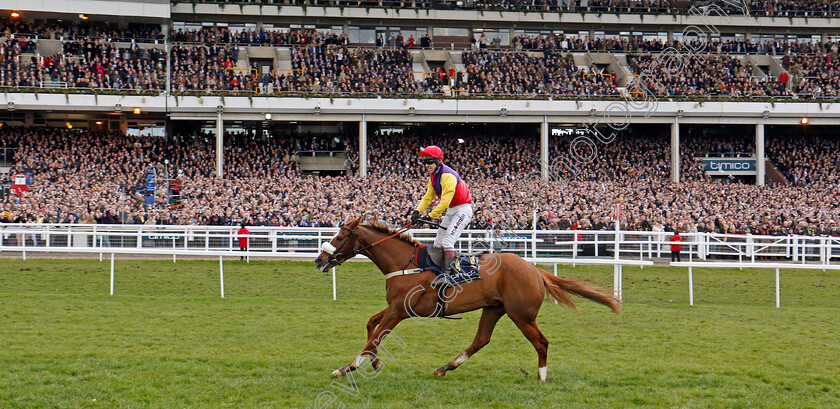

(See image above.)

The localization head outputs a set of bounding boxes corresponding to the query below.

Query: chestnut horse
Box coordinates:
[314,218,621,382]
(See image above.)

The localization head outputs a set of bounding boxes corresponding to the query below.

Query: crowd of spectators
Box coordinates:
[1,19,162,41]
[0,18,167,90]
[627,53,792,97]
[57,41,166,90]
[171,27,348,47]
[747,0,840,16]
[367,126,539,180]
[165,37,837,97]
[272,45,417,94]
[540,126,838,235]
[575,0,677,14]
[512,35,837,57]
[461,50,618,96]
[1,126,838,237]
[785,53,840,97]
[0,40,166,90]
[1,17,839,98]
[767,132,840,188]
[170,43,249,91]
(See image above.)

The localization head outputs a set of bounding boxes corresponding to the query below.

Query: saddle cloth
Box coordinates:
[416,245,482,285]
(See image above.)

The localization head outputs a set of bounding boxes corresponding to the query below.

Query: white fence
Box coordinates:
[2,224,840,263]
[2,224,838,305]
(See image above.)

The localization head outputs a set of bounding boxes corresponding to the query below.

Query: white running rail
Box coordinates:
[2,224,837,301]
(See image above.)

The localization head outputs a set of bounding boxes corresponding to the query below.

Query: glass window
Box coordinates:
[434,28,469,37]
[359,29,375,44]
[400,29,416,41]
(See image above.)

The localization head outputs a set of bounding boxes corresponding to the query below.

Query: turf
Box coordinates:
[1,257,839,408]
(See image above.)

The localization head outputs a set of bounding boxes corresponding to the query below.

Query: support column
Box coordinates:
[541,118,549,181]
[756,122,765,186]
[216,111,224,179]
[671,118,680,183]
[163,23,170,95]
[359,115,367,177]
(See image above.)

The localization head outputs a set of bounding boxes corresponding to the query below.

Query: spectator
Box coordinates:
[238,223,250,260]
[670,229,682,262]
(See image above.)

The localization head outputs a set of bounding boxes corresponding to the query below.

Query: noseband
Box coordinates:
[322,226,365,268]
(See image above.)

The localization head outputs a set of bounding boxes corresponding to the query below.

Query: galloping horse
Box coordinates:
[314,218,621,382]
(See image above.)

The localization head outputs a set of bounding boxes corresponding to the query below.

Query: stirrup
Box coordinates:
[430,273,454,288]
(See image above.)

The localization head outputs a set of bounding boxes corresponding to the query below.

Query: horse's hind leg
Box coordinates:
[509,316,550,382]
[433,306,506,377]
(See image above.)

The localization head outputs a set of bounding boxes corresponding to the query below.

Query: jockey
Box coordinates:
[411,145,474,284]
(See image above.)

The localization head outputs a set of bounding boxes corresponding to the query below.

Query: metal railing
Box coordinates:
[297,150,347,157]
[2,224,838,264]
[3,224,837,301]
[39,80,69,89]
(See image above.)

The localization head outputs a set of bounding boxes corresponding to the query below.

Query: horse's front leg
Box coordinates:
[366,308,386,340]
[365,308,387,370]
[333,307,407,377]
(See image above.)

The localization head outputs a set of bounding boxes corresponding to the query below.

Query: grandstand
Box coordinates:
[0,0,838,237]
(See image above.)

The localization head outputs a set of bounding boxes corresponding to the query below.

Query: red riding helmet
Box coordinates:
[419,145,444,161]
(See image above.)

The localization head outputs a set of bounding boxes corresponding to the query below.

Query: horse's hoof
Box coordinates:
[332,369,344,377]
[433,368,446,377]
[372,359,381,370]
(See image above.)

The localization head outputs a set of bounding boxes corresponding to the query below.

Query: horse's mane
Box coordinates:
[361,221,421,246]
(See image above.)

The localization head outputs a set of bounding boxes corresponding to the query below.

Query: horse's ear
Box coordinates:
[346,217,362,228]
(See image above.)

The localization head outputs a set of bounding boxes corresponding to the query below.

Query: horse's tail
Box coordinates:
[538,268,622,315]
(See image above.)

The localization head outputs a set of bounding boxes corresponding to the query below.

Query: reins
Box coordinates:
[356,224,413,253]
[328,219,439,269]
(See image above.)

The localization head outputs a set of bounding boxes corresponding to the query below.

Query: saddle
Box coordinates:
[416,245,484,286]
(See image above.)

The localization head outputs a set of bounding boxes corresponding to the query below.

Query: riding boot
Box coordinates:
[431,250,457,287]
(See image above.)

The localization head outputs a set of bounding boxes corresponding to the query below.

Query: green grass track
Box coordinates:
[1,257,839,408]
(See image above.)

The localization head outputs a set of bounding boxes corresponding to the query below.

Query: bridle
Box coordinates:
[321,224,415,268]
[322,226,363,268]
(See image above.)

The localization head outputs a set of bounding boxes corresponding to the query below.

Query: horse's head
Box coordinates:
[314,218,364,272]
